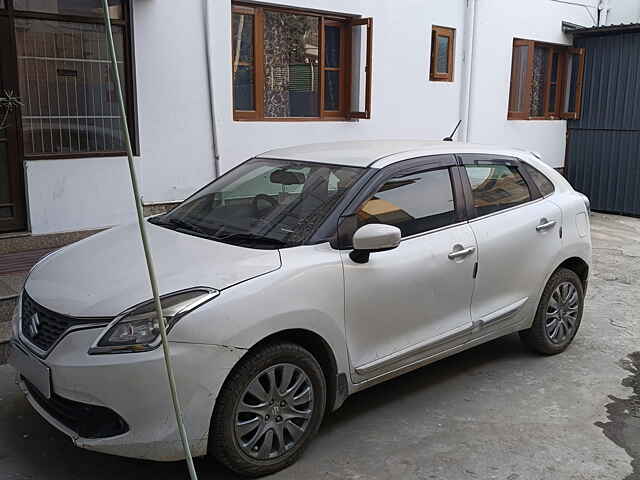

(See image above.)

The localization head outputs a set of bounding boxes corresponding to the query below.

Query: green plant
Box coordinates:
[0,90,23,131]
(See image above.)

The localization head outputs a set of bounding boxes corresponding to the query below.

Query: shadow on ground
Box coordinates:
[0,334,534,480]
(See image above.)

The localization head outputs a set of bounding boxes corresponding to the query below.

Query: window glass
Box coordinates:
[14,0,123,19]
[523,163,554,196]
[232,13,255,111]
[324,70,339,111]
[564,52,580,113]
[465,164,532,216]
[508,40,584,120]
[15,18,127,155]
[156,159,363,249]
[548,51,560,113]
[465,163,531,215]
[324,25,341,111]
[231,3,369,121]
[325,26,340,68]
[436,35,449,73]
[530,45,548,116]
[0,143,9,210]
[356,169,456,238]
[263,11,319,118]
[430,27,454,81]
[508,44,529,113]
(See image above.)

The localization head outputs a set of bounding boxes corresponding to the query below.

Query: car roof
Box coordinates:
[257,140,537,168]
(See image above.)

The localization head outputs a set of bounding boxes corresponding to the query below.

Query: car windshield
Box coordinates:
[150,158,364,249]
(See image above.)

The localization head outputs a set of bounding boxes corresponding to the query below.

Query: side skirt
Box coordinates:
[350,306,531,394]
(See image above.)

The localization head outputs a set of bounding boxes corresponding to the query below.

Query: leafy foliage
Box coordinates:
[0,90,23,131]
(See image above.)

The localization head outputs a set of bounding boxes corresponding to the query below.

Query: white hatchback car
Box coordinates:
[10,141,591,477]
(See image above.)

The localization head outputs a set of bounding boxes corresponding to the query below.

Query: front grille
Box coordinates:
[20,292,109,353]
[24,378,129,439]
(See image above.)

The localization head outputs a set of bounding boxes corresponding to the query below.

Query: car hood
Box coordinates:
[24,221,281,317]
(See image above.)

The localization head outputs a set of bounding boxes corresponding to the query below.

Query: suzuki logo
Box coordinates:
[28,313,41,338]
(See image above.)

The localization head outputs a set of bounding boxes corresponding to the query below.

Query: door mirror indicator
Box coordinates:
[350,224,401,263]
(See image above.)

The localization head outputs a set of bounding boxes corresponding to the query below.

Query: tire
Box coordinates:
[209,342,327,477]
[520,268,584,355]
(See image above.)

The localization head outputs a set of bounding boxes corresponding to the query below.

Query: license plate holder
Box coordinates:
[8,341,51,399]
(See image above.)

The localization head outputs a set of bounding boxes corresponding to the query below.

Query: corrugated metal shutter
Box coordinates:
[567,31,640,215]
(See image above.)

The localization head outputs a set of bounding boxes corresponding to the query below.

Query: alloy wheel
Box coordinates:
[234,363,314,460]
[545,281,579,344]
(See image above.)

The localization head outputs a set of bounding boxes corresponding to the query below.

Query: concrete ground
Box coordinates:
[0,212,639,480]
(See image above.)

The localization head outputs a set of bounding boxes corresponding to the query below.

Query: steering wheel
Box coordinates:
[252,194,279,216]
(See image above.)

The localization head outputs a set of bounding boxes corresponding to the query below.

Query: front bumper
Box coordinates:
[10,329,246,461]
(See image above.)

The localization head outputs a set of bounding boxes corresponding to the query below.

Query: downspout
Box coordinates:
[459,0,478,142]
[203,0,221,177]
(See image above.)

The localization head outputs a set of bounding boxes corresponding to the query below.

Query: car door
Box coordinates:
[459,154,562,331]
[339,155,477,382]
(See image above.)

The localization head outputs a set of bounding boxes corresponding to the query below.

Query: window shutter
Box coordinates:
[507,39,534,120]
[560,47,585,120]
[349,17,373,119]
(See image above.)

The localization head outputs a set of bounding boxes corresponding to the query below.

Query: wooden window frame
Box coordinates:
[5,0,139,159]
[430,25,455,82]
[231,2,372,122]
[559,47,585,120]
[507,38,584,121]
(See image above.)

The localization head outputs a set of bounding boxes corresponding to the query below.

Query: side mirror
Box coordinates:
[350,224,401,263]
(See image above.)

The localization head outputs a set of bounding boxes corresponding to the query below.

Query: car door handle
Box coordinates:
[536,219,557,232]
[448,246,476,260]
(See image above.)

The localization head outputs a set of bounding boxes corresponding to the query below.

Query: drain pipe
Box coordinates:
[459,0,478,143]
[203,0,221,178]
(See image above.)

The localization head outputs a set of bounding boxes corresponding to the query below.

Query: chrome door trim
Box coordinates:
[475,297,529,330]
[353,297,529,377]
[354,322,474,375]
[351,314,528,392]
[468,197,546,224]
[398,220,468,243]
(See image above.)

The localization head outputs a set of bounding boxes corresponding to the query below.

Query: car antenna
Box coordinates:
[443,120,462,142]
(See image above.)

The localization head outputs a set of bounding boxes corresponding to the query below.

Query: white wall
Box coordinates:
[606,0,640,24]
[468,0,596,168]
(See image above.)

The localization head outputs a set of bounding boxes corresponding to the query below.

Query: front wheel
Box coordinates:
[520,268,584,355]
[209,342,326,477]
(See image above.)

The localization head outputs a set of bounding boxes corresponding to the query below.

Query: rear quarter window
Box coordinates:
[464,164,532,216]
[523,163,555,196]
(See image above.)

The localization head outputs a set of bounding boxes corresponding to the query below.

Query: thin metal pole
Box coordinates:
[100,3,198,479]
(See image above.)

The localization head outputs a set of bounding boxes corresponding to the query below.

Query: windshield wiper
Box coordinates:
[150,216,211,237]
[213,232,288,248]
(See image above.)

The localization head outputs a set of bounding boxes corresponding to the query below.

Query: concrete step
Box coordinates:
[0,295,18,364]
[0,269,33,364]
[0,229,101,255]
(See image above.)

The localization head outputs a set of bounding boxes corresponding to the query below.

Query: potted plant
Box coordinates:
[0,90,23,132]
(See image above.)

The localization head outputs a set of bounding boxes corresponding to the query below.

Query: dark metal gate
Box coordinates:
[566,25,640,216]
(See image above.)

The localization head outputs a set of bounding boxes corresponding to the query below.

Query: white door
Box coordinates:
[460,156,562,327]
[341,161,477,381]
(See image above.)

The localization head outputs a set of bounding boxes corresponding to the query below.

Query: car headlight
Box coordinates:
[89,288,218,354]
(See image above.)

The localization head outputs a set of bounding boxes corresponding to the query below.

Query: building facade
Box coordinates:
[0,0,638,237]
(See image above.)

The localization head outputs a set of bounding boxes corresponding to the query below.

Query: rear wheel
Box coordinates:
[520,268,584,355]
[210,342,326,477]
